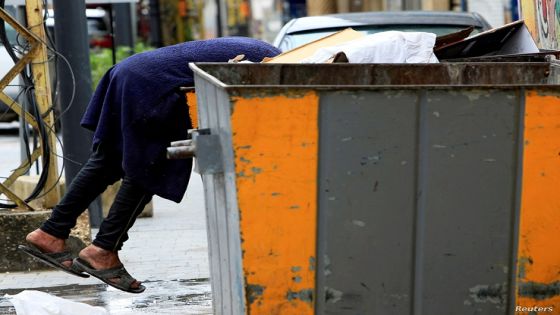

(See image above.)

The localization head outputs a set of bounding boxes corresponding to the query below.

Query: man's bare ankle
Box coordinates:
[79,245,121,269]
[25,229,65,252]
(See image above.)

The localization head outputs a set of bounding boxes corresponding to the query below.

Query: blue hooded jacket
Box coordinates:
[81,37,281,202]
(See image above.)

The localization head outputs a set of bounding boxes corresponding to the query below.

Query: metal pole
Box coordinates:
[107,4,117,65]
[114,3,134,49]
[215,0,223,37]
[148,0,163,47]
[130,3,137,44]
[52,0,103,227]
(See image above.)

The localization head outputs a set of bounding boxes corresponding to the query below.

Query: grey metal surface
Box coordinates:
[316,89,521,315]
[195,75,223,315]
[317,90,419,315]
[194,73,244,315]
[193,134,224,175]
[417,90,520,314]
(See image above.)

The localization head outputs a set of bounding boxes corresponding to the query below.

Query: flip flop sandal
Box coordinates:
[72,257,146,294]
[18,244,90,278]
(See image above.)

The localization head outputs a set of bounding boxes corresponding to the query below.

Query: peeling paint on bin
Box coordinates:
[516,90,560,309]
[231,92,319,314]
[186,90,198,129]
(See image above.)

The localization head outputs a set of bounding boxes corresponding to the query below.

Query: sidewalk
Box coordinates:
[0,174,212,314]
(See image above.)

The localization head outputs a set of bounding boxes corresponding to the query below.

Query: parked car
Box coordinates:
[273,11,492,51]
[46,8,112,48]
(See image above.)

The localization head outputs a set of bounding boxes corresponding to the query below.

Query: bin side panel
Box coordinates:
[420,90,519,314]
[231,91,319,315]
[217,87,246,314]
[195,76,245,315]
[516,90,560,311]
[196,78,224,315]
[316,90,418,315]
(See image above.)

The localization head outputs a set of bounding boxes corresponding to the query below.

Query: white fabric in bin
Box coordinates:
[301,31,439,64]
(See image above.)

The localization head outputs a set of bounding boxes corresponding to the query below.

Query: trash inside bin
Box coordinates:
[185,62,560,315]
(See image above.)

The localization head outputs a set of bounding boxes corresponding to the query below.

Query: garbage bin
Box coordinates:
[187,62,560,315]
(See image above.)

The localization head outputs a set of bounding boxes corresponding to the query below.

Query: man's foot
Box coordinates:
[25,229,71,268]
[78,245,142,290]
[19,229,89,278]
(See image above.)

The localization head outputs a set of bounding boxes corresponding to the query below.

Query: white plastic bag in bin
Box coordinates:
[301,31,439,64]
[5,290,108,315]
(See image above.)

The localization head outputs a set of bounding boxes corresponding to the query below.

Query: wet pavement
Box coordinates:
[1,279,212,314]
[0,132,213,314]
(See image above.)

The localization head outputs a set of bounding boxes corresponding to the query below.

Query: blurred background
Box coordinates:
[5,0,521,50]
[0,0,527,96]
[101,0,519,48]
[2,0,522,88]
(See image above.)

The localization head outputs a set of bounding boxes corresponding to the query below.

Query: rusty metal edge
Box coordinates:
[190,63,560,91]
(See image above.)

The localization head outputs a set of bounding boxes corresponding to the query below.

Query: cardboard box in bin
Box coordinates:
[264,28,365,63]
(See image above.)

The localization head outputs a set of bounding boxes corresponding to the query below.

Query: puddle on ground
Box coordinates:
[0,278,212,314]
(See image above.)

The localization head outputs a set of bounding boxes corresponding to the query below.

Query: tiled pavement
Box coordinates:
[0,172,213,314]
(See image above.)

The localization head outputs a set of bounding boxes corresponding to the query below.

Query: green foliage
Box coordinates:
[89,42,154,89]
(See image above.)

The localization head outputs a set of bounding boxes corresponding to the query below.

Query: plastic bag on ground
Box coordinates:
[301,31,439,64]
[5,290,108,315]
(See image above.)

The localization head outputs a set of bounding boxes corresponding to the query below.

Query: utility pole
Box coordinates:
[52,0,103,227]
[24,0,59,208]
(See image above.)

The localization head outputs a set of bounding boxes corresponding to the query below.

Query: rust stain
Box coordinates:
[231,92,318,314]
[518,281,560,300]
[246,283,265,304]
[286,289,314,304]
[516,90,560,309]
[468,283,508,305]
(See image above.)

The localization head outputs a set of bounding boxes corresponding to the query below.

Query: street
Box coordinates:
[0,128,212,314]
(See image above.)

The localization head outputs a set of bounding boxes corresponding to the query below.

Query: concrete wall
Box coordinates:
[0,210,90,272]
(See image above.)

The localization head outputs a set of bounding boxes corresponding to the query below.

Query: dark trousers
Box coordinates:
[41,142,153,251]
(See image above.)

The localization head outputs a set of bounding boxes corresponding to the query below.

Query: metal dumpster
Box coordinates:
[188,62,560,315]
